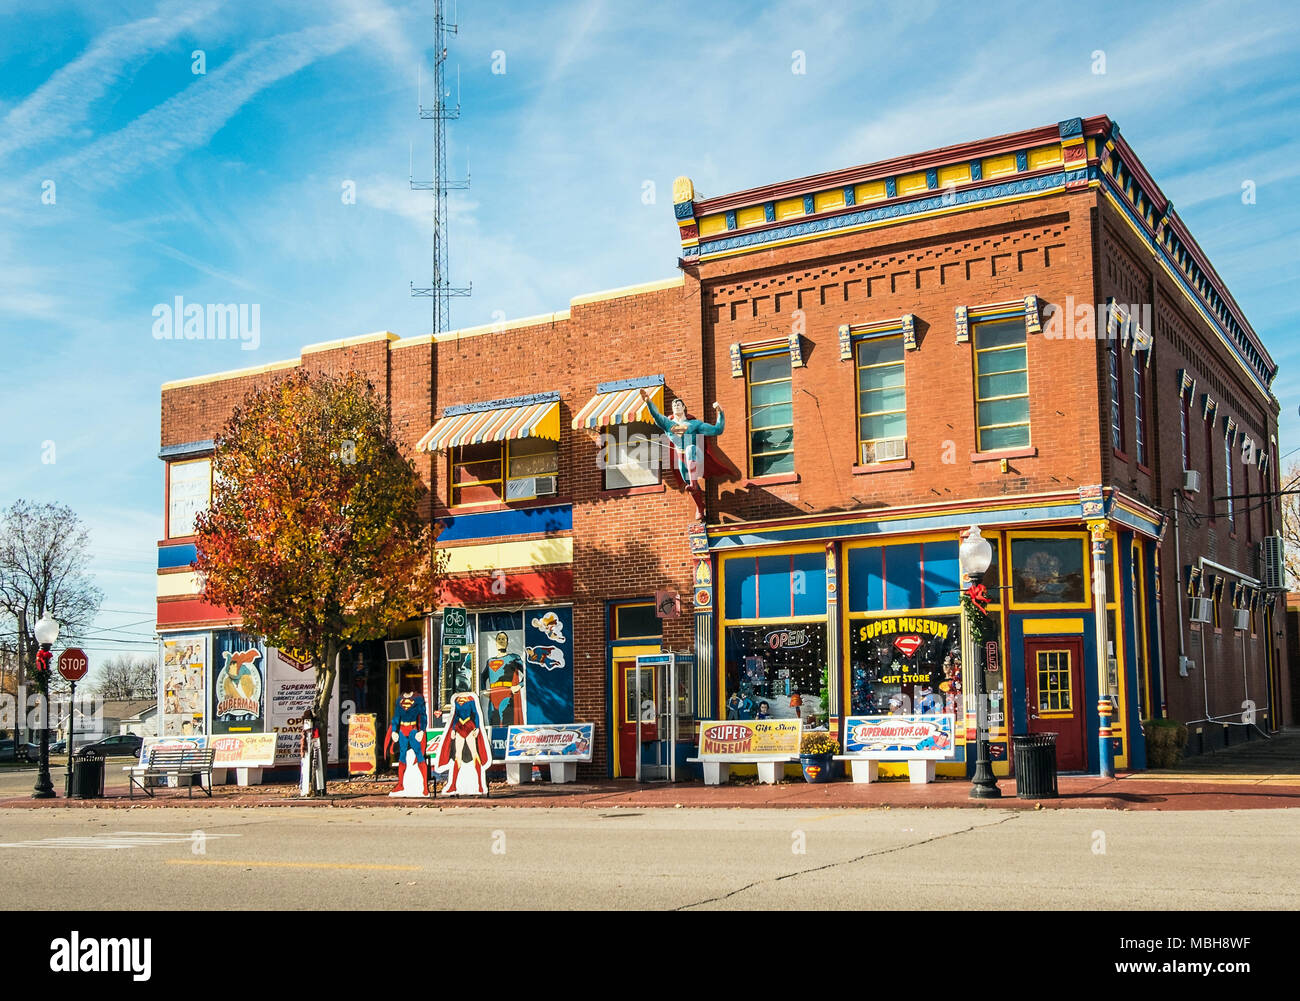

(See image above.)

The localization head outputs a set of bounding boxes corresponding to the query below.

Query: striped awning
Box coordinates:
[571,378,664,430]
[417,394,561,452]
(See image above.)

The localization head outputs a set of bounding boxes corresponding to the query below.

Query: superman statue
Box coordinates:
[639,387,725,521]
[387,690,429,797]
[481,631,524,726]
[433,692,492,795]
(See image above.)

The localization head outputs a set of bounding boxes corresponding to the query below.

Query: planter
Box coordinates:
[800,753,833,783]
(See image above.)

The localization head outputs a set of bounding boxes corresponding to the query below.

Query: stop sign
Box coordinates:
[57,647,89,683]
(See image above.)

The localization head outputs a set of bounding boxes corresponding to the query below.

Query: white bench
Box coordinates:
[687,755,796,785]
[834,754,936,784]
[505,759,579,785]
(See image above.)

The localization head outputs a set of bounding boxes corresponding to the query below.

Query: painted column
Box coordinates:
[690,525,714,719]
[1088,520,1114,777]
[824,542,840,726]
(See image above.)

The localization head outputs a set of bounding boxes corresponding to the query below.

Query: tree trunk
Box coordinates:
[308,641,339,797]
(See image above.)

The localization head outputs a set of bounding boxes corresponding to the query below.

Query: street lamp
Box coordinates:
[32,613,59,799]
[959,527,1001,800]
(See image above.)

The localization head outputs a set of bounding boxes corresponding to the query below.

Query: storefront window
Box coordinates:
[848,614,962,718]
[724,623,828,729]
[1010,536,1087,605]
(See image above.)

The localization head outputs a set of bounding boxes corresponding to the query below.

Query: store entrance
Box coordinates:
[615,656,657,779]
[1024,637,1087,771]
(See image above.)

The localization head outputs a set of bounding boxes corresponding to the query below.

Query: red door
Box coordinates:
[615,658,657,777]
[1024,637,1087,772]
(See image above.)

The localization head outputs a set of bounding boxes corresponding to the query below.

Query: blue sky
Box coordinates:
[1,0,1297,658]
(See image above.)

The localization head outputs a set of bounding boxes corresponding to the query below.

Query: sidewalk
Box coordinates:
[7,728,1297,812]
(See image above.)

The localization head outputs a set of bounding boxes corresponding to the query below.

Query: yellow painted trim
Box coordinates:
[157,571,201,598]
[736,204,767,228]
[775,196,805,220]
[696,180,1098,264]
[300,331,398,355]
[896,171,928,196]
[854,180,888,203]
[569,275,684,306]
[982,153,1018,179]
[937,163,971,187]
[1027,144,1064,171]
[1108,528,1129,768]
[813,189,845,212]
[1005,530,1092,611]
[440,537,573,573]
[161,358,298,391]
[697,214,728,238]
[1022,617,1085,635]
[391,334,434,350]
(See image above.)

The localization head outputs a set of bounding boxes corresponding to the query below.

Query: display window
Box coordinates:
[848,613,963,718]
[1008,533,1089,608]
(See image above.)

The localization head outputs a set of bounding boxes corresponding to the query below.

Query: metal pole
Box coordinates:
[668,654,677,783]
[32,645,53,799]
[968,570,1000,799]
[65,679,76,797]
[634,660,642,783]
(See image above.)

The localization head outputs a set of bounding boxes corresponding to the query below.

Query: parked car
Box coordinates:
[0,739,40,762]
[78,734,144,758]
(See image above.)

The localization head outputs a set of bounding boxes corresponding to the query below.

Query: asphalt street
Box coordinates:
[0,805,1295,909]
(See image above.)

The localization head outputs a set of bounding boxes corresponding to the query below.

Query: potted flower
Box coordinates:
[799,732,839,783]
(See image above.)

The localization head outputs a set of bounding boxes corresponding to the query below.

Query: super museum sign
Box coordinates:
[844,714,956,759]
[697,720,802,758]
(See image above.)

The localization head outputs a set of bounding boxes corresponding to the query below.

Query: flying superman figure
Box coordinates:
[639,387,726,521]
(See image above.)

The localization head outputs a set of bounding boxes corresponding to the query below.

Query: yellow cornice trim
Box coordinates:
[301,330,398,354]
[569,275,684,307]
[161,358,298,392]
[391,334,434,350]
[433,310,571,343]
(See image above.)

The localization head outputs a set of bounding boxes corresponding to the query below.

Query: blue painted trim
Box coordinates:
[1015,150,1028,172]
[596,374,664,393]
[725,210,736,230]
[436,503,572,542]
[848,323,906,342]
[673,201,694,220]
[925,169,938,190]
[843,186,856,206]
[969,160,982,181]
[442,391,561,417]
[159,440,214,461]
[803,195,814,214]
[885,177,897,198]
[969,309,1022,323]
[1058,117,1083,139]
[763,201,775,222]
[695,168,1095,259]
[158,543,198,570]
[709,502,1087,550]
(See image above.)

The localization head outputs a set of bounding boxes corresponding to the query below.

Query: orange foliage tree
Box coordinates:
[194,371,441,794]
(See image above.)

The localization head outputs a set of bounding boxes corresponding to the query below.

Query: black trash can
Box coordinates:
[1012,733,1059,799]
[70,751,105,799]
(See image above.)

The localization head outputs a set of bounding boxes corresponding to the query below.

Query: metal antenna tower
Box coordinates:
[410,0,470,337]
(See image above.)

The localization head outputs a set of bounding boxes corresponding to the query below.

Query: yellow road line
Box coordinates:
[166,859,421,871]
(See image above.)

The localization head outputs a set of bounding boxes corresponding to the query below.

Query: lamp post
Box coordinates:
[959,526,1001,800]
[32,614,59,799]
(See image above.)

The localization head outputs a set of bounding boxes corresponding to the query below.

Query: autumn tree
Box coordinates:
[194,370,441,795]
[90,654,157,700]
[1280,460,1300,588]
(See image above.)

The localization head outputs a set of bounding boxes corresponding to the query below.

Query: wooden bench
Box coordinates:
[125,748,216,798]
[833,754,936,784]
[687,755,796,785]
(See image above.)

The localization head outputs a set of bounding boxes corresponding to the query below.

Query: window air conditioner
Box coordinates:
[1188,597,1213,624]
[1182,469,1200,493]
[1261,535,1286,592]
[1232,608,1250,631]
[384,639,412,662]
[862,438,906,464]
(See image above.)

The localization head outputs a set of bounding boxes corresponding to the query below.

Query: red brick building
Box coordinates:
[156,114,1287,779]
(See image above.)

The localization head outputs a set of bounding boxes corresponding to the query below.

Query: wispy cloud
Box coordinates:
[0,0,221,160]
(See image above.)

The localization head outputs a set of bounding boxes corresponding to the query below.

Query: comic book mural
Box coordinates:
[522,606,574,725]
[849,615,962,718]
[211,630,264,734]
[478,611,525,727]
[161,634,206,736]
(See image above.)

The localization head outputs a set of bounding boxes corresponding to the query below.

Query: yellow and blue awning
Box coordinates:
[571,376,664,430]
[417,393,561,452]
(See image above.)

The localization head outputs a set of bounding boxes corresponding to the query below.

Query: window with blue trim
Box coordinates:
[846,540,963,612]
[723,551,826,620]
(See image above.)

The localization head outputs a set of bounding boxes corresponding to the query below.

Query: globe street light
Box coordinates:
[959,527,1001,799]
[32,613,59,799]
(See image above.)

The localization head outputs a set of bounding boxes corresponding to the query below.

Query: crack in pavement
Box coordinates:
[674,813,1021,910]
